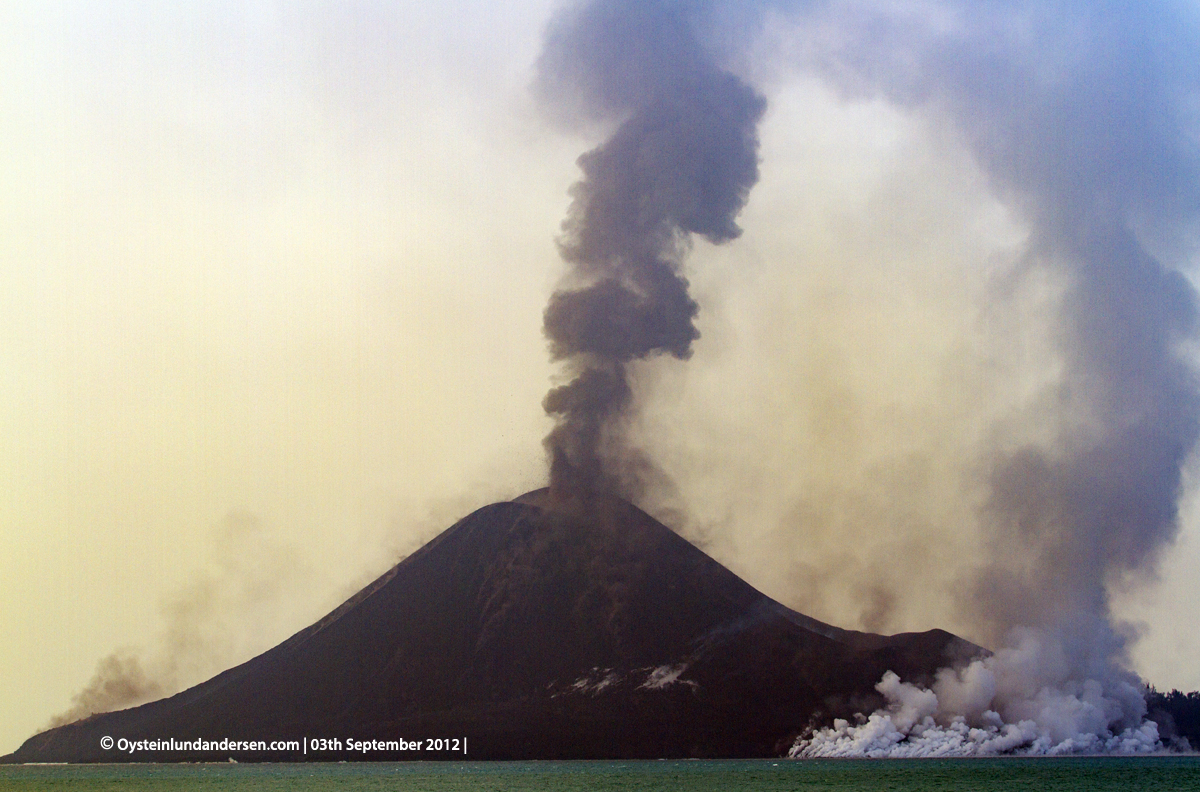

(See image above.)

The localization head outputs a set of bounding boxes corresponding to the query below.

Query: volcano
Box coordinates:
[5,490,981,762]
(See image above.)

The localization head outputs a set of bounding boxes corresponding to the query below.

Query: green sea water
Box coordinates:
[1,757,1198,791]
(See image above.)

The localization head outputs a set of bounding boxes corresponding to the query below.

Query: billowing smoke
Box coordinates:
[808,0,1200,650]
[748,0,1198,754]
[46,512,317,729]
[793,632,1162,756]
[535,0,766,498]
[536,0,1200,754]
[760,0,1200,754]
[46,651,165,730]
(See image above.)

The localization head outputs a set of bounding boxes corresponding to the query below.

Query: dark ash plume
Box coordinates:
[536,0,766,498]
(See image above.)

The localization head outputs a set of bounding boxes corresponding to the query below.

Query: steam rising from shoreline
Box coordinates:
[772,0,1200,754]
[535,0,1200,754]
[38,0,1200,756]
[793,630,1162,756]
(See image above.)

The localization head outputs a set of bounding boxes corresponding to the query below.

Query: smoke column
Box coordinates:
[536,0,766,499]
[536,0,1200,753]
[798,0,1200,653]
[760,0,1200,754]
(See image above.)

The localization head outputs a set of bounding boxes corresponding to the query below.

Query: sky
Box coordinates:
[3,0,1199,755]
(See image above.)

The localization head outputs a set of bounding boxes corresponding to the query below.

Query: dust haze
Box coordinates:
[8,0,1200,757]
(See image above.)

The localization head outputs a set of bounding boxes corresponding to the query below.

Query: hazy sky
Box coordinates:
[3,0,1199,755]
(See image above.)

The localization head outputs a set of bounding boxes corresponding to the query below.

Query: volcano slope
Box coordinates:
[5,489,982,762]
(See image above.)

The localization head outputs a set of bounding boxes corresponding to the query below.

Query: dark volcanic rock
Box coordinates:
[4,490,983,762]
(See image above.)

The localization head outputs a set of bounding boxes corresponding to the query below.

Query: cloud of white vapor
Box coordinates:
[588,0,1200,753]
[793,630,1160,756]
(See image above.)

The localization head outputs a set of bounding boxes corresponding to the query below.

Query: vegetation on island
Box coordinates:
[1146,687,1200,751]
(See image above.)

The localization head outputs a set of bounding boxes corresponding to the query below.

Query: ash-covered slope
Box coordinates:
[5,490,981,762]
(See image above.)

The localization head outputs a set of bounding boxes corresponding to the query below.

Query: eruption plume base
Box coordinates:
[792,630,1164,757]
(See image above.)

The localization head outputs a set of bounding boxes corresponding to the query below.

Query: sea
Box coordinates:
[1,757,1198,791]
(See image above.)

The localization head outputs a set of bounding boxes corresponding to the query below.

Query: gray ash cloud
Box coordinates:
[536,0,766,499]
[537,0,1200,751]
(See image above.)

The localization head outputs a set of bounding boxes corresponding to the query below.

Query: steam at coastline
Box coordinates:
[793,631,1161,756]
[29,0,1200,756]
[549,0,1200,754]
[764,0,1200,754]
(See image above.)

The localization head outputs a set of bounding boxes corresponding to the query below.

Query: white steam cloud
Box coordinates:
[792,631,1162,756]
[550,0,1200,755]
[764,0,1200,755]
